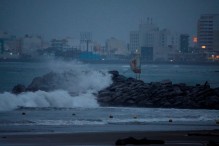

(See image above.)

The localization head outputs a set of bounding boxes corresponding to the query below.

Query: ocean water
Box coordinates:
[0,61,219,133]
[1,61,219,92]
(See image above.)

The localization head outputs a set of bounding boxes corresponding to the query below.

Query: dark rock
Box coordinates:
[115,137,165,145]
[11,69,219,110]
[161,79,172,86]
[214,87,219,96]
[109,115,113,118]
[12,84,26,94]
[26,72,59,92]
[97,70,219,109]
[108,70,119,76]
[205,96,219,109]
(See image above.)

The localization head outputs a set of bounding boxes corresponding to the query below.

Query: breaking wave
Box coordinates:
[0,90,100,111]
[0,60,112,111]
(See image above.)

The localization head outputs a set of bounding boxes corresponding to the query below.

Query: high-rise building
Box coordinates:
[180,34,189,53]
[129,18,159,61]
[129,31,139,53]
[197,14,219,51]
[106,37,128,56]
[80,32,93,52]
[129,18,179,62]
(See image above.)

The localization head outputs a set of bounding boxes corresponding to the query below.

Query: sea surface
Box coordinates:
[0,61,219,133]
[1,62,219,92]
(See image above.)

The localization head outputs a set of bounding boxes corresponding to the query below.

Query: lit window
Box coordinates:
[201,45,206,49]
[193,37,198,43]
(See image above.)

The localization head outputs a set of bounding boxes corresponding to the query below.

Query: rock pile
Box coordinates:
[97,71,219,109]
[12,70,219,109]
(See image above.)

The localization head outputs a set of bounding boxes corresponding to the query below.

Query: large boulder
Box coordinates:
[12,84,26,94]
[26,72,60,92]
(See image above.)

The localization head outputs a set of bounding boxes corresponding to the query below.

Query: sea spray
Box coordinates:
[0,60,113,111]
[26,60,112,93]
[0,90,99,111]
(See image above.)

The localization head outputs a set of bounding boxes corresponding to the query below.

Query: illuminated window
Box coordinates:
[193,37,198,43]
[201,45,206,49]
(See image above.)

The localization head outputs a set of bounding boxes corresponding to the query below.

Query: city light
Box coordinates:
[193,37,198,43]
[201,45,206,49]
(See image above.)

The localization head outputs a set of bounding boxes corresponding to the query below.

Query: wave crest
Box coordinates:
[0,61,112,111]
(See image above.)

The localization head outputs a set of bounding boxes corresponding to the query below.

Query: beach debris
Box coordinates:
[109,115,113,118]
[115,137,165,145]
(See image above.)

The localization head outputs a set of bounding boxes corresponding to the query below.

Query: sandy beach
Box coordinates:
[1,130,219,146]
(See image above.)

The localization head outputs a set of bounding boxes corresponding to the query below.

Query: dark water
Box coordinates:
[0,107,218,133]
[0,61,219,133]
[1,62,219,92]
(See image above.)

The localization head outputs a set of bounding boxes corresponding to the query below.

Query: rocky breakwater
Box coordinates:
[12,70,219,109]
[97,71,219,109]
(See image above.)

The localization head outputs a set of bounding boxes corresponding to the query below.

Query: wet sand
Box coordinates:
[1,130,219,146]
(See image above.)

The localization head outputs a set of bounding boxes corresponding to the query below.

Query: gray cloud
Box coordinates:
[0,0,219,44]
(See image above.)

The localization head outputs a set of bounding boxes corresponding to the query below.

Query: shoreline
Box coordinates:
[1,130,219,145]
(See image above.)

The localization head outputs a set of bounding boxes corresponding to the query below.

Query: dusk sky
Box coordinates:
[0,0,219,44]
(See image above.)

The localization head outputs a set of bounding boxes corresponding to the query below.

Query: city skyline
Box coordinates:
[0,0,219,44]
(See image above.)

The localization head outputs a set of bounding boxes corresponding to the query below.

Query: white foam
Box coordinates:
[0,60,113,111]
[45,60,112,93]
[34,120,106,126]
[0,90,100,111]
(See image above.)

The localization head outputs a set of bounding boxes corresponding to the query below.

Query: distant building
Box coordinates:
[105,37,128,56]
[0,32,12,54]
[180,34,189,53]
[51,38,80,51]
[80,32,93,52]
[155,29,179,61]
[21,35,43,56]
[0,32,21,59]
[197,14,219,51]
[141,47,153,62]
[92,41,104,55]
[51,39,67,49]
[129,31,140,53]
[129,18,180,62]
[65,37,80,50]
[130,18,159,61]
